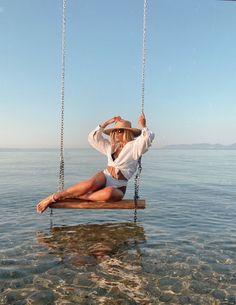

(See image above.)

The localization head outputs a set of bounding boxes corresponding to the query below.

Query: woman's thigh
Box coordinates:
[88,186,124,202]
[66,171,106,193]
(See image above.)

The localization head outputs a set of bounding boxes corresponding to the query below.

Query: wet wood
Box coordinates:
[50,199,145,209]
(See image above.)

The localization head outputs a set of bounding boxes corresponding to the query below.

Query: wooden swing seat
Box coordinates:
[50,199,145,210]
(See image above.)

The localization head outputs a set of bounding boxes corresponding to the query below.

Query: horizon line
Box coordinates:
[0,142,236,150]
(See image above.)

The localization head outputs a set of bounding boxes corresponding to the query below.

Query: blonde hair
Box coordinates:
[110,129,134,150]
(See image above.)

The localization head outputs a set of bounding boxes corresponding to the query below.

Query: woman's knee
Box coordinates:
[103,187,123,201]
[88,173,106,191]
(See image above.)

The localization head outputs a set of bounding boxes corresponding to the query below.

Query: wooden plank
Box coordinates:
[50,199,145,209]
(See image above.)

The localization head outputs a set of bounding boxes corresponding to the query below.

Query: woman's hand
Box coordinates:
[100,116,121,129]
[138,112,146,128]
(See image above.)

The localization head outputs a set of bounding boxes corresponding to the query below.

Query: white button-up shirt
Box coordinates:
[88,125,155,180]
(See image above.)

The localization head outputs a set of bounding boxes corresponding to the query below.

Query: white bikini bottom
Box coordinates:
[103,169,128,188]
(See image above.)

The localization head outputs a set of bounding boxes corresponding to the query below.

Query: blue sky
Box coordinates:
[1,0,236,148]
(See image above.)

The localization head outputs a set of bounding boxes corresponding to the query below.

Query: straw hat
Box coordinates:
[103,120,141,137]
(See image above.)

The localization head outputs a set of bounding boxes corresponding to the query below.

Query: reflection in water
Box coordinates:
[35,222,152,304]
[37,222,145,265]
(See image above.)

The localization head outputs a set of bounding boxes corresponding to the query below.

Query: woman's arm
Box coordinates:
[100,116,121,129]
[138,112,146,129]
[88,116,122,155]
[133,112,155,159]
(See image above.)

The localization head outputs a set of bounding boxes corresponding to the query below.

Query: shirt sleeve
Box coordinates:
[132,127,155,160]
[88,125,110,155]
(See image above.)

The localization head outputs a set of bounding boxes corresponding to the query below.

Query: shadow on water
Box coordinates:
[37,222,146,267]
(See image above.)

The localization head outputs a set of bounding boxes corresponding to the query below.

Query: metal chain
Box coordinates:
[58,0,67,192]
[51,0,67,218]
[141,0,148,114]
[134,0,148,221]
[134,157,142,222]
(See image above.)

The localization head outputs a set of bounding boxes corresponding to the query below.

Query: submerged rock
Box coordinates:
[28,289,55,305]
[190,280,212,294]
[1,288,35,305]
[211,289,227,301]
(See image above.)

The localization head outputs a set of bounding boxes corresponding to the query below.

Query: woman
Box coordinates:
[36,112,154,214]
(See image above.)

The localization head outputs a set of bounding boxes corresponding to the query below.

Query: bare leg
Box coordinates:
[54,172,106,200]
[78,186,124,202]
[36,172,106,214]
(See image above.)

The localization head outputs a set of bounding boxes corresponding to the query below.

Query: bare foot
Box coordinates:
[36,194,55,214]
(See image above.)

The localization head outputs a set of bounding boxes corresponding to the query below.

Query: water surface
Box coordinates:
[0,148,236,304]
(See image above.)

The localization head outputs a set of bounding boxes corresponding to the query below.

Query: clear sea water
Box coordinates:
[0,148,236,305]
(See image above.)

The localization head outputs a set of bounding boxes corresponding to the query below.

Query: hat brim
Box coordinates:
[103,127,141,137]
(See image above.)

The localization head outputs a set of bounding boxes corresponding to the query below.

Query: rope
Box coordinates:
[134,0,148,221]
[58,0,67,192]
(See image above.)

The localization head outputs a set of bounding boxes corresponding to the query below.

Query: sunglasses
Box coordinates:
[114,129,124,134]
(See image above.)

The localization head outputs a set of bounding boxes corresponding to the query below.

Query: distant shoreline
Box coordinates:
[160,143,236,150]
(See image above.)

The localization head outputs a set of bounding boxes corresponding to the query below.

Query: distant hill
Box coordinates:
[161,143,236,150]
